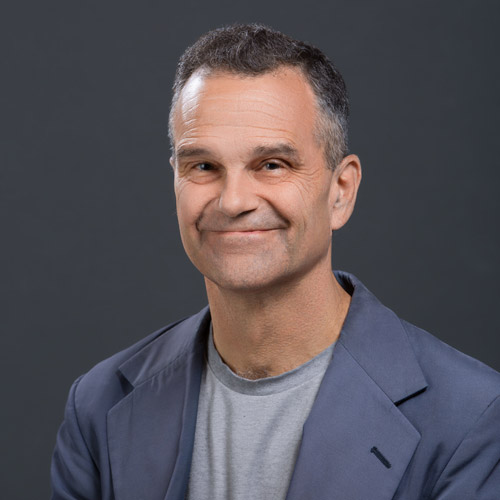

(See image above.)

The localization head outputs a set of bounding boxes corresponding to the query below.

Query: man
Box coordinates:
[51,24,500,499]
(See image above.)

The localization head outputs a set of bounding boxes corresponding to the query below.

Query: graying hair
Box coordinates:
[168,23,349,170]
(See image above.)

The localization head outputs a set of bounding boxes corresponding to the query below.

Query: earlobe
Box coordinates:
[329,154,362,231]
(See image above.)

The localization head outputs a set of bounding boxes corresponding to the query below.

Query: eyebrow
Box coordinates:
[175,143,303,165]
[251,144,303,165]
[175,146,213,160]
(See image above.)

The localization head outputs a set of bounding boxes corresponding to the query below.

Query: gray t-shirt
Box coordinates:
[186,326,336,500]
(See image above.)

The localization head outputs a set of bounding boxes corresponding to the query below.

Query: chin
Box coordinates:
[202,265,292,293]
[203,263,304,294]
[204,271,274,291]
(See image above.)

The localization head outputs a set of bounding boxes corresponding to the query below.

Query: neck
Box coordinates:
[205,263,351,379]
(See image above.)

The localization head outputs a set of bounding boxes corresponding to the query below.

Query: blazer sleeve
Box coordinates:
[430,395,500,499]
[51,375,101,500]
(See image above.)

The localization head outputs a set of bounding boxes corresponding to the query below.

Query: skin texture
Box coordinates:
[171,67,362,378]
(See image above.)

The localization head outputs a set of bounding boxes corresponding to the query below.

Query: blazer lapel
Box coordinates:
[286,272,428,500]
[107,308,211,500]
[286,343,422,500]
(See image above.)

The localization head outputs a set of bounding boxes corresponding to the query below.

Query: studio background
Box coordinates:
[2,0,499,498]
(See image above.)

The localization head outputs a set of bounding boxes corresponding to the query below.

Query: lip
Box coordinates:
[202,229,281,240]
[216,229,273,234]
[207,229,278,235]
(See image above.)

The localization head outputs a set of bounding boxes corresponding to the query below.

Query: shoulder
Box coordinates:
[396,320,500,497]
[402,319,500,407]
[397,318,500,468]
[69,308,208,428]
[71,320,178,416]
[52,308,210,492]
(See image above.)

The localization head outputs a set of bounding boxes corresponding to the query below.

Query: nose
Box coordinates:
[218,170,259,217]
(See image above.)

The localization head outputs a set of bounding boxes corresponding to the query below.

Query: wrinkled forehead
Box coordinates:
[170,66,320,151]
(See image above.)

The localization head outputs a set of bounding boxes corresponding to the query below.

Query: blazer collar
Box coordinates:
[117,306,211,389]
[334,270,427,404]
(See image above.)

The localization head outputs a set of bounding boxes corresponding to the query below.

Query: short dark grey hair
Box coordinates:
[168,23,349,169]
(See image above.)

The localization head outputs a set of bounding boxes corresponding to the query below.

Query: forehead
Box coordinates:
[171,67,319,155]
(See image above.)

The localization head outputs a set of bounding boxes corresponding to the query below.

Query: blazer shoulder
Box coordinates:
[52,311,208,492]
[394,320,500,498]
[401,319,500,408]
[70,315,191,424]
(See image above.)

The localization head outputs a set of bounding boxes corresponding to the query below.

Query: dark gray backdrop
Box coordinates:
[2,0,499,498]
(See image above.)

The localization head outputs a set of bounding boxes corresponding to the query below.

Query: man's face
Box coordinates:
[171,67,342,292]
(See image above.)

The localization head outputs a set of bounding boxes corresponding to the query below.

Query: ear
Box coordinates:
[169,156,176,170]
[328,154,362,231]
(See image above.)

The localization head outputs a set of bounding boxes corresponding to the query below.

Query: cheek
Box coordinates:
[279,180,330,227]
[175,182,203,227]
[175,191,202,258]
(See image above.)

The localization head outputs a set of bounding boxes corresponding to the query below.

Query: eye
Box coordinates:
[263,161,282,171]
[195,162,214,171]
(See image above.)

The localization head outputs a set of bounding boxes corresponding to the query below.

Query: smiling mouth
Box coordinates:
[202,229,282,240]
[209,229,278,234]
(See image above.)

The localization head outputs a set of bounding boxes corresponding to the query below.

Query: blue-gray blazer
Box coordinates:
[51,271,500,499]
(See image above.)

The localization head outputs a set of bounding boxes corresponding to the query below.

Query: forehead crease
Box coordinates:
[178,124,300,142]
[185,100,298,125]
[176,107,295,137]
